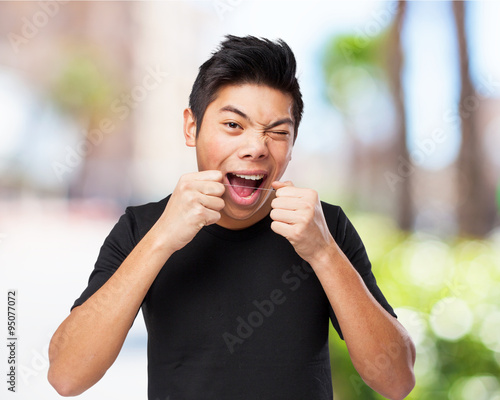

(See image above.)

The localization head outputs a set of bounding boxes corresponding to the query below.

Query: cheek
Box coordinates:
[273,143,293,169]
[198,136,233,167]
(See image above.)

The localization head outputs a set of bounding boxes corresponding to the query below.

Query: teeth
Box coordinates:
[234,174,264,180]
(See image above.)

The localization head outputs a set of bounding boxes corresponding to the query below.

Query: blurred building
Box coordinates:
[0,1,219,206]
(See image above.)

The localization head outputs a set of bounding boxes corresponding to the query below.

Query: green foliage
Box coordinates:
[322,31,388,72]
[321,30,389,113]
[329,212,500,399]
[49,48,122,122]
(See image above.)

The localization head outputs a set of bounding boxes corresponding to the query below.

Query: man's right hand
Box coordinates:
[157,170,225,252]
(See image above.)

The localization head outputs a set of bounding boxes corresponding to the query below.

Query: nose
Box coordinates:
[237,131,269,160]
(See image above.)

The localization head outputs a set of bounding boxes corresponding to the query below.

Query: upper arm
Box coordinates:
[71,208,139,311]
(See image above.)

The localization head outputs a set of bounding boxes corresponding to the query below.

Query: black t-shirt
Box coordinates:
[72,196,396,400]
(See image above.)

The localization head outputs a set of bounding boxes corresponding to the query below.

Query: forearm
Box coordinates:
[48,222,175,396]
[311,244,415,400]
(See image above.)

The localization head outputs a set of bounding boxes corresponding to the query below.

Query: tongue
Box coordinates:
[230,175,258,198]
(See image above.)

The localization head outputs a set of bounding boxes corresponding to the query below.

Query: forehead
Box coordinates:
[208,84,294,122]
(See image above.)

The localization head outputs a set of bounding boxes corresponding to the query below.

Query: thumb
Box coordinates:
[272,180,294,190]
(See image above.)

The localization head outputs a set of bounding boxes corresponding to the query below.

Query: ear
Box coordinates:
[183,108,197,147]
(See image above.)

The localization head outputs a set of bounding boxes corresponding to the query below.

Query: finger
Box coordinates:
[271,180,294,190]
[200,194,225,212]
[194,171,224,196]
[270,220,294,238]
[199,181,225,197]
[193,170,223,182]
[271,196,299,211]
[270,208,297,224]
[203,208,222,226]
[177,171,223,195]
[275,186,309,199]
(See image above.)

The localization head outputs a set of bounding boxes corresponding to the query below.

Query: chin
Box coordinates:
[222,196,271,220]
[222,207,260,221]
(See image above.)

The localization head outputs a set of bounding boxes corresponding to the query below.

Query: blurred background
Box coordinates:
[0,1,499,399]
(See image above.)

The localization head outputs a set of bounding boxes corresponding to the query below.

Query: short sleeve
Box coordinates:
[322,204,397,339]
[71,208,139,311]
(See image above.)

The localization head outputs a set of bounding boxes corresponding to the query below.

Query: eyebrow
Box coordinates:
[219,105,294,130]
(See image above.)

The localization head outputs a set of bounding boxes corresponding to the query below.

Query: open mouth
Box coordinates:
[226,173,266,200]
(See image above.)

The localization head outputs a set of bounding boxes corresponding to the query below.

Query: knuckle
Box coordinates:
[178,179,191,193]
[295,224,305,236]
[307,188,318,197]
[192,203,205,218]
[184,190,198,205]
[303,199,315,211]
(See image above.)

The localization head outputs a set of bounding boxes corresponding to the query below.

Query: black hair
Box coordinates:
[189,35,303,141]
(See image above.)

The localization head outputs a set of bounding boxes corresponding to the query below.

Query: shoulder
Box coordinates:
[320,201,343,221]
[320,201,348,234]
[123,195,171,239]
[320,201,362,249]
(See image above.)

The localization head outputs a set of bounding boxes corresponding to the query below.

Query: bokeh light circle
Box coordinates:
[406,240,452,289]
[429,297,473,341]
[394,307,427,346]
[450,375,500,400]
[479,311,500,352]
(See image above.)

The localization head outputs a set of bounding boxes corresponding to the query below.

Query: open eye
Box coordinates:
[225,122,242,129]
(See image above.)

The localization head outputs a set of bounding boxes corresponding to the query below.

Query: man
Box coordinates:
[48,35,415,399]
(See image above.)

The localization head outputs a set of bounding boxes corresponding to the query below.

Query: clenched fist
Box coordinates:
[156,170,225,252]
[270,181,336,265]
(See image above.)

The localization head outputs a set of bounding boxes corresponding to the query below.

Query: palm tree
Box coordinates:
[386,1,412,231]
[452,1,492,237]
[322,1,412,231]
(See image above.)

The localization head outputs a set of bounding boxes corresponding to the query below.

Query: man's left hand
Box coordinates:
[270,181,335,264]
